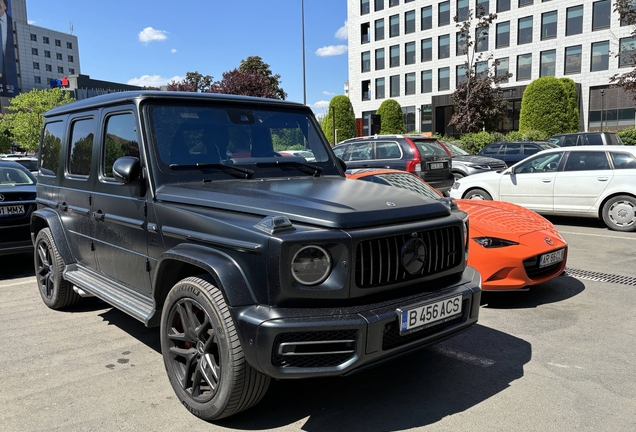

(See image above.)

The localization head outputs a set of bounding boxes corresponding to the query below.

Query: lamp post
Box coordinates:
[302,0,307,105]
[600,89,605,132]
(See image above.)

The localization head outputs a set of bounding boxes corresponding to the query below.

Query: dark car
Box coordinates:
[32,91,481,421]
[478,141,558,167]
[333,135,455,194]
[1,156,39,173]
[547,132,624,147]
[439,141,507,180]
[0,160,36,256]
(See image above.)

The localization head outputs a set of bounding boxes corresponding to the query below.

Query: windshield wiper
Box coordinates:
[255,160,323,177]
[170,163,254,179]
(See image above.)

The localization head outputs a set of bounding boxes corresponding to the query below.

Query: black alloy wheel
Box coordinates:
[34,228,80,309]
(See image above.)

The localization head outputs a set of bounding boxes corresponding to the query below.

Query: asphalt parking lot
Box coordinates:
[1,216,635,432]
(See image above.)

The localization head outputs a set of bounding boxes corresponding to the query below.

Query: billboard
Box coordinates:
[0,0,18,96]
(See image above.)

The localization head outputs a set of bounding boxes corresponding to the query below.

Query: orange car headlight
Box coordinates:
[472,237,519,248]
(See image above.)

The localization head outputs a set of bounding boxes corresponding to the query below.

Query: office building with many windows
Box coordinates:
[347,0,635,136]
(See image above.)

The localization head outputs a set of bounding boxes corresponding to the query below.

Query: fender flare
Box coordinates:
[31,208,75,266]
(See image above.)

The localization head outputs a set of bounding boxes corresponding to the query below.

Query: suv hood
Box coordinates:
[453,155,504,166]
[155,177,451,229]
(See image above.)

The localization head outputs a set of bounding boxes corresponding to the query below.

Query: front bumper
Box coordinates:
[232,267,481,379]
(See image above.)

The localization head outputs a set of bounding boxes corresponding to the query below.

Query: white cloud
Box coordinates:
[323,91,335,96]
[313,100,330,110]
[138,27,168,43]
[28,20,36,25]
[127,74,183,87]
[315,45,348,57]
[170,48,177,54]
[335,21,348,40]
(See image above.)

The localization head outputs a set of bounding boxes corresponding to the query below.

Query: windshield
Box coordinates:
[0,165,36,185]
[146,103,339,185]
[442,141,469,156]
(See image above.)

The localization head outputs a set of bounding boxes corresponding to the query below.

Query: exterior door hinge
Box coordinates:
[145,259,151,272]
[90,240,95,251]
[144,202,148,217]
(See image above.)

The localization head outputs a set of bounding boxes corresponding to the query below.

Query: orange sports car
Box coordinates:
[346,169,568,291]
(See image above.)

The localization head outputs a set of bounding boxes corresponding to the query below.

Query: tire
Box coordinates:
[464,188,493,200]
[34,228,81,309]
[453,172,465,181]
[160,276,271,421]
[602,195,636,232]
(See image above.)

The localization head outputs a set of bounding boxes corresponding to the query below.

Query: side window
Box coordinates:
[482,144,501,155]
[523,145,540,155]
[333,146,346,159]
[562,135,578,146]
[564,151,609,171]
[40,121,65,176]
[345,142,373,161]
[375,141,401,159]
[586,134,603,145]
[515,152,563,173]
[611,152,636,169]
[68,118,95,177]
[504,144,521,154]
[103,113,140,178]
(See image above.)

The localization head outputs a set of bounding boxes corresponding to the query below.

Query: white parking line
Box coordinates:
[558,231,636,241]
[2,278,35,288]
[433,345,496,368]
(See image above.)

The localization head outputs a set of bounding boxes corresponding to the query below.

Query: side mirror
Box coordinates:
[507,166,515,175]
[112,156,141,184]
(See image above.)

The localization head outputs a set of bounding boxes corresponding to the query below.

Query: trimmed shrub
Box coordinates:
[459,131,492,154]
[519,77,571,136]
[322,95,357,145]
[617,127,636,145]
[376,99,406,134]
[505,131,524,141]
[560,78,580,132]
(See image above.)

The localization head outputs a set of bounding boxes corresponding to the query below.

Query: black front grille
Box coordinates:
[355,226,462,288]
[523,249,565,279]
[272,330,357,368]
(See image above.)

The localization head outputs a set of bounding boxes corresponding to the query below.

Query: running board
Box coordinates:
[64,264,156,326]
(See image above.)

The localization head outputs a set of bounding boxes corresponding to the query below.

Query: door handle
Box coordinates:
[92,210,105,221]
[542,179,552,183]
[597,177,609,181]
[58,202,68,211]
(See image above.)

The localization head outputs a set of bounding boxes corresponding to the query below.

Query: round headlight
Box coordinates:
[291,246,332,285]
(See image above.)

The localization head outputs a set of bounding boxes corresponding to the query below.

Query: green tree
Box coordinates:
[322,95,357,145]
[238,56,287,100]
[519,77,572,136]
[0,116,12,153]
[166,71,214,92]
[376,99,405,134]
[449,7,511,133]
[2,88,74,152]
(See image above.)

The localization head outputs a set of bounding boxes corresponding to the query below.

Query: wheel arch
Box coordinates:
[597,191,636,219]
[30,209,75,266]
[462,185,495,199]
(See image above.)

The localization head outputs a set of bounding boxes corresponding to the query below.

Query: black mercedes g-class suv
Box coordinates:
[32,91,481,421]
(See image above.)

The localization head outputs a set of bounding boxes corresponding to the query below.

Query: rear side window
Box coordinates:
[68,118,95,177]
[375,141,401,159]
[611,152,636,169]
[523,145,540,155]
[561,135,578,146]
[344,142,373,161]
[413,140,449,157]
[608,134,623,145]
[504,144,521,154]
[586,134,603,145]
[41,121,64,176]
[333,146,346,158]
[103,113,140,178]
[481,144,501,155]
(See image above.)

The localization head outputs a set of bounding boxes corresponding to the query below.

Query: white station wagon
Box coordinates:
[450,145,636,232]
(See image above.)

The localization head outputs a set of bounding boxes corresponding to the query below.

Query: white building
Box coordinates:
[347,0,635,136]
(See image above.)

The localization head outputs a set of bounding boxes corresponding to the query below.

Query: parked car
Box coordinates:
[333,134,455,194]
[347,169,567,291]
[478,141,558,167]
[450,145,636,232]
[0,160,37,256]
[547,132,624,147]
[32,91,481,421]
[438,141,507,180]
[1,156,38,173]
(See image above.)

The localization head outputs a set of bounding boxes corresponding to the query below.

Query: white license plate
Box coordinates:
[0,205,25,216]
[540,249,565,267]
[429,162,444,169]
[398,295,462,334]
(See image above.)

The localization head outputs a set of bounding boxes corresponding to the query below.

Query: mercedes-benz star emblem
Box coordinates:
[386,201,396,207]
[401,238,427,275]
[0,194,4,202]
[544,237,555,246]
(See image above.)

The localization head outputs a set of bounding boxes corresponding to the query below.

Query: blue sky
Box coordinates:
[24,0,349,114]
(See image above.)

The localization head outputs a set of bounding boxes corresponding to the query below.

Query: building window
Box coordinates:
[518,16,533,45]
[405,72,416,95]
[33,62,40,70]
[403,106,416,132]
[476,60,488,75]
[405,10,415,33]
[390,45,400,67]
[566,6,583,36]
[540,50,556,76]
[375,0,384,12]
[30,34,37,41]
[438,34,450,59]
[390,75,400,97]
[46,64,52,72]
[517,53,532,81]
[362,80,371,100]
[619,37,636,67]
[421,38,432,62]
[564,45,582,75]
[476,27,488,52]
[405,41,416,64]
[457,64,468,86]
[58,66,64,74]
[457,0,469,22]
[375,19,384,41]
[43,36,49,44]
[496,57,509,83]
[591,41,610,71]
[456,32,467,56]
[361,23,370,44]
[68,55,74,62]
[477,0,489,14]
[390,14,399,37]
[438,67,450,91]
[361,0,370,15]
[32,48,38,55]
[44,50,51,58]
[375,48,385,70]
[497,0,510,12]
[362,51,371,72]
[69,68,75,74]
[592,0,611,30]
[390,0,399,6]
[439,1,450,26]
[56,53,63,60]
[55,39,61,47]
[421,6,432,30]
[519,0,533,6]
[421,70,432,93]
[496,21,510,48]
[541,11,557,40]
[420,104,432,133]
[376,77,385,99]
[35,76,41,84]
[67,42,73,49]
